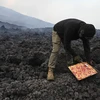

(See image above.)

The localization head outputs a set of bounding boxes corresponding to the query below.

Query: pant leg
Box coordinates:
[48,30,61,68]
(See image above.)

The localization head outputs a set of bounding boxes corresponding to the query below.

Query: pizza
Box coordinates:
[68,62,97,80]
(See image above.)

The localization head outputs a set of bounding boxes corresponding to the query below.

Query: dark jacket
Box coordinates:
[53,19,93,62]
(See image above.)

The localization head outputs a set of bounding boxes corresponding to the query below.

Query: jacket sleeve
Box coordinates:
[82,38,91,62]
[64,41,77,57]
[63,31,77,57]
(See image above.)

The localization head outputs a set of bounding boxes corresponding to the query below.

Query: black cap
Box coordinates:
[83,24,96,38]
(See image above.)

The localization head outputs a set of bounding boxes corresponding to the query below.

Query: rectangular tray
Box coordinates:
[68,62,98,80]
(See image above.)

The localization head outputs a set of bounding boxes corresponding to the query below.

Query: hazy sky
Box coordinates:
[0,0,100,29]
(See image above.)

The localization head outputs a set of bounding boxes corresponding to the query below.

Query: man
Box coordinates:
[47,18,96,81]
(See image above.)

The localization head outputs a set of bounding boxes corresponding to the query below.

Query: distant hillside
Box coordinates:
[0,6,54,28]
[0,21,26,29]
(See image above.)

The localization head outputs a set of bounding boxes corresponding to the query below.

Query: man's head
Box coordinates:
[79,24,96,40]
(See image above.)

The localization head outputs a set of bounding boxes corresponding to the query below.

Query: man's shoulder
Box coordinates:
[58,18,84,22]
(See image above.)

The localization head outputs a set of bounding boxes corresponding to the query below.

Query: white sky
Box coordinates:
[0,0,100,29]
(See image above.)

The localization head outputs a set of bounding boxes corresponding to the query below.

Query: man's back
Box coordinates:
[53,18,85,42]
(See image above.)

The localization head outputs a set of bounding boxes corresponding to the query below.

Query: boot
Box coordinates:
[47,67,54,81]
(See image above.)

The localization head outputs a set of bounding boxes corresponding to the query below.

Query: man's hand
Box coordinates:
[88,60,95,66]
[73,55,82,64]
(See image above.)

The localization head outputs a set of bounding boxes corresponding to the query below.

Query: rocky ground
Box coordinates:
[0,29,100,100]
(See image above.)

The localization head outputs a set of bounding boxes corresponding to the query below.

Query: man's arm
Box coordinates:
[64,38,83,63]
[63,33,77,57]
[82,38,91,62]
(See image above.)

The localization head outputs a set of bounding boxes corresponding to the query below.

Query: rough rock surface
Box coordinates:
[0,29,100,100]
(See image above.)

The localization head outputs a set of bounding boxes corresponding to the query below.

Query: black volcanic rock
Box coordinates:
[0,28,100,100]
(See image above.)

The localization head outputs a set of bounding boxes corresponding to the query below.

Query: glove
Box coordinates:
[73,55,82,64]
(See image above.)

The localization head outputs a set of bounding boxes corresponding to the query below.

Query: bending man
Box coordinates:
[47,18,96,81]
